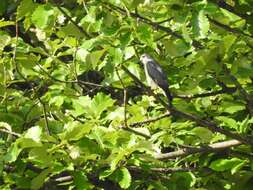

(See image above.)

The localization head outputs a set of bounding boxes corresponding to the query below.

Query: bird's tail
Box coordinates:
[163,88,173,106]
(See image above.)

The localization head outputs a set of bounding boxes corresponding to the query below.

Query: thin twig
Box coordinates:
[130,112,171,127]
[128,165,211,173]
[22,101,39,130]
[207,16,253,39]
[121,126,151,139]
[2,58,8,112]
[157,17,174,24]
[73,40,78,80]
[175,87,236,99]
[41,99,50,135]
[155,139,242,160]
[208,0,251,20]
[115,68,128,127]
[69,114,85,123]
[54,175,73,182]
[0,128,21,137]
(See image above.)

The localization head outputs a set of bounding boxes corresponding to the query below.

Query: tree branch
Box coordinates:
[120,125,151,139]
[116,68,128,127]
[207,15,253,39]
[155,139,242,160]
[208,0,251,21]
[40,99,50,135]
[0,128,21,137]
[130,112,171,127]
[175,87,236,99]
[128,165,211,173]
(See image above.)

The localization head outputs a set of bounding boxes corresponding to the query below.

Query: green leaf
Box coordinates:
[86,49,106,69]
[80,38,97,50]
[231,160,247,174]
[136,24,156,49]
[4,128,41,163]
[4,142,22,163]
[220,102,245,114]
[29,147,52,167]
[164,39,190,57]
[74,171,94,190]
[223,35,237,54]
[209,158,244,172]
[76,48,89,64]
[106,107,124,121]
[111,167,131,189]
[99,169,114,179]
[170,172,196,189]
[238,116,253,133]
[59,121,92,141]
[109,47,123,66]
[71,96,92,117]
[31,168,51,190]
[0,34,11,50]
[89,93,115,118]
[131,0,145,8]
[119,31,133,47]
[2,0,253,188]
[17,0,37,19]
[24,126,42,142]
[0,19,14,28]
[192,10,209,38]
[17,138,42,149]
[49,95,65,107]
[16,53,39,69]
[59,22,85,38]
[215,116,238,130]
[199,78,216,89]
[0,0,7,16]
[108,149,128,171]
[132,128,150,137]
[191,127,213,143]
[31,4,54,29]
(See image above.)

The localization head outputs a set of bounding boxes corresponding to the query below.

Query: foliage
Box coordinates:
[0,0,253,189]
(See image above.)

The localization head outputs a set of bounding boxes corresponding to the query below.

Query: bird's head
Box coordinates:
[140,53,153,64]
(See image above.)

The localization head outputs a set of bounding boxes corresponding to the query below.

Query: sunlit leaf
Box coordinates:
[210,158,245,172]
[31,4,54,29]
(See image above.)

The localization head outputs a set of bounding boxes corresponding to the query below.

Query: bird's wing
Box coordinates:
[146,60,169,89]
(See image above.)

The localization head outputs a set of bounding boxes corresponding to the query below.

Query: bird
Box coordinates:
[140,53,173,104]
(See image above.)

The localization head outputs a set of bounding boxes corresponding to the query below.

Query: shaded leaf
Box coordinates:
[111,167,131,189]
[191,127,213,143]
[31,168,51,190]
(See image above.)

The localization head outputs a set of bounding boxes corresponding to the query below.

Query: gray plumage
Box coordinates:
[140,53,173,103]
